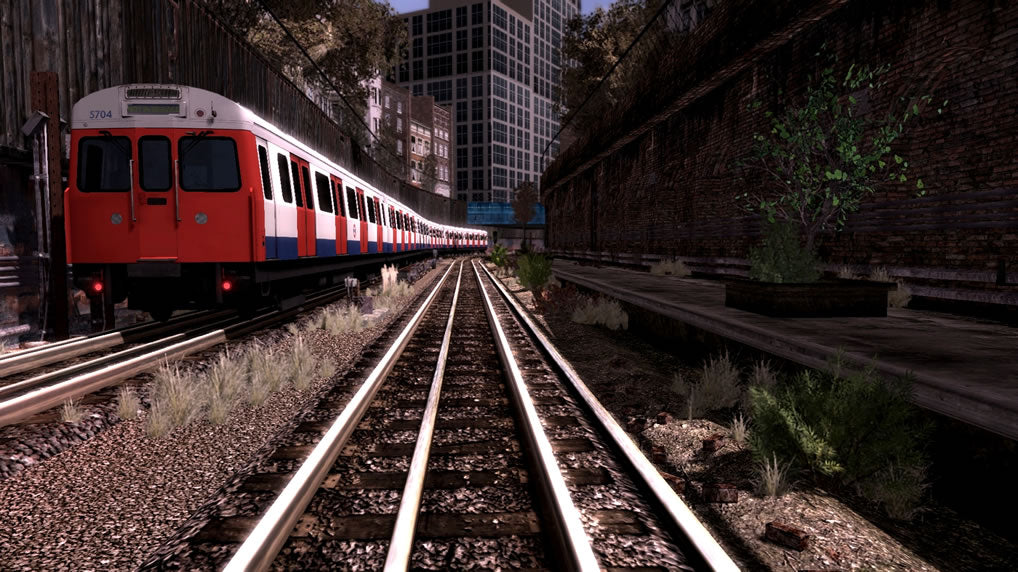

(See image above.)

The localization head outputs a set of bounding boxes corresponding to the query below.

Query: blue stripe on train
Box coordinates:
[265,235,278,259]
[269,236,299,260]
[316,238,337,257]
[367,241,378,254]
[347,240,361,255]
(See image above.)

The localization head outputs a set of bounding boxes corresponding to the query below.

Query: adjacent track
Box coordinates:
[159,259,736,570]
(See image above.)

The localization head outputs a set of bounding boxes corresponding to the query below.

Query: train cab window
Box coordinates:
[138,136,172,191]
[290,161,303,207]
[333,181,346,217]
[257,146,272,200]
[178,137,240,191]
[275,154,293,203]
[346,187,359,219]
[314,172,332,213]
[300,166,314,210]
[77,136,132,192]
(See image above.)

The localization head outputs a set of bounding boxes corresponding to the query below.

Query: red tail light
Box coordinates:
[222,280,233,292]
[92,281,104,293]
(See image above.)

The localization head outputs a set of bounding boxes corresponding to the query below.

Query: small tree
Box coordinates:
[420,153,438,194]
[511,181,538,250]
[738,60,942,252]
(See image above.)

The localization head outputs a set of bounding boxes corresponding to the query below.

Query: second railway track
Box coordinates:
[149,259,737,570]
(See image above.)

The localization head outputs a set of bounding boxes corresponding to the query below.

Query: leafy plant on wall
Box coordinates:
[737,54,947,254]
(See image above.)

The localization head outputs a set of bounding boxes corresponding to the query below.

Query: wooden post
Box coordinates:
[31,71,69,340]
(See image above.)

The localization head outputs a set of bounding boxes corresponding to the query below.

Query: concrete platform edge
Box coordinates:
[554,267,1018,441]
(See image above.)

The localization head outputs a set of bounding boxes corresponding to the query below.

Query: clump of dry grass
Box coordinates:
[836,265,857,279]
[61,399,84,424]
[671,351,743,419]
[317,304,367,335]
[116,386,140,420]
[247,345,285,406]
[146,362,200,437]
[861,461,929,520]
[571,297,629,330]
[290,334,317,391]
[317,358,337,381]
[374,280,413,310]
[205,347,247,424]
[649,258,691,277]
[870,267,912,308]
[730,413,749,445]
[756,453,793,498]
[750,360,778,389]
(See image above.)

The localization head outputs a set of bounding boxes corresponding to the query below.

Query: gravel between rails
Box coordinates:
[0,260,451,572]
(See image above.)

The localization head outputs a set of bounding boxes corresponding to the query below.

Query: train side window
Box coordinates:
[333,180,346,217]
[346,187,359,219]
[275,154,293,203]
[362,195,374,224]
[290,161,303,207]
[257,146,272,200]
[389,207,395,228]
[179,137,240,191]
[374,199,381,225]
[77,136,132,192]
[358,194,368,224]
[300,166,314,210]
[314,172,332,213]
[138,136,172,191]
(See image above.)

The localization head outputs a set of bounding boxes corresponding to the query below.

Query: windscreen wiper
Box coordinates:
[180,130,214,158]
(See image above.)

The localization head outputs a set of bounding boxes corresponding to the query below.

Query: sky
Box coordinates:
[389,0,611,16]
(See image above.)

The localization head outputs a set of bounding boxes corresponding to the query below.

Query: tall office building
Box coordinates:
[397,0,580,203]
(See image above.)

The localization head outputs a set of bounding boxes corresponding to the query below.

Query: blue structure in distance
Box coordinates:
[467,202,546,227]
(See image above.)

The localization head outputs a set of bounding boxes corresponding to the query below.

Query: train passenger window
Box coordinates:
[358,194,368,224]
[368,195,380,222]
[333,181,346,217]
[389,207,396,228]
[77,136,132,192]
[300,166,314,210]
[346,187,359,219]
[138,136,172,191]
[374,199,382,225]
[290,161,303,207]
[178,137,240,191]
[275,154,293,203]
[257,146,272,200]
[314,172,332,213]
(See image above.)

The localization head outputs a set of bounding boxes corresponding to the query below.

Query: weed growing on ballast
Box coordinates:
[60,399,84,424]
[116,386,140,421]
[571,297,628,330]
[649,258,691,277]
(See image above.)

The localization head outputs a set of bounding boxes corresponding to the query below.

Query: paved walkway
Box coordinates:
[553,260,1018,441]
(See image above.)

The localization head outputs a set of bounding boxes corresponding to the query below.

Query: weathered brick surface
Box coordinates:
[544,0,1018,303]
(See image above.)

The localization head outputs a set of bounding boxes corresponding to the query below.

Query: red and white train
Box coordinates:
[66,84,487,320]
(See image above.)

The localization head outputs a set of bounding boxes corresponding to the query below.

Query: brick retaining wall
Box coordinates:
[543,0,1018,305]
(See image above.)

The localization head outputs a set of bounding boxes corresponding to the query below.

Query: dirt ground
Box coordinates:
[488,263,1018,572]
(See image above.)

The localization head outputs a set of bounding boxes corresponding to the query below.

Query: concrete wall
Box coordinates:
[542,0,1018,306]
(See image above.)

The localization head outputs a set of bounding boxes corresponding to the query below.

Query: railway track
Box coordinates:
[150,259,736,570]
[0,283,354,428]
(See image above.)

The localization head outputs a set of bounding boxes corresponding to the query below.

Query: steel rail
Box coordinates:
[478,262,740,572]
[471,260,601,572]
[383,261,464,571]
[224,261,458,572]
[0,311,243,401]
[0,309,222,379]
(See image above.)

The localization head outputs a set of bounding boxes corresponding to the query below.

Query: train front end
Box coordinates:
[66,85,261,321]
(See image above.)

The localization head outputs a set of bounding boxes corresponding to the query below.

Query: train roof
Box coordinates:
[72,84,484,236]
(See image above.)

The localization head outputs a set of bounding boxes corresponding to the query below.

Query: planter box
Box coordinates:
[724,278,896,317]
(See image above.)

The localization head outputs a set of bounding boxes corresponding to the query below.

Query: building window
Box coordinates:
[427,9,452,33]
[457,52,468,74]
[472,169,484,190]
[471,99,483,121]
[412,60,423,81]
[456,78,467,100]
[456,124,467,145]
[471,123,483,145]
[456,5,467,27]
[472,146,483,167]
[456,29,467,51]
[471,3,482,25]
[397,140,403,155]
[457,148,468,169]
[471,50,484,72]
[396,117,403,132]
[472,27,483,49]
[472,75,483,97]
[373,118,379,133]
[427,32,452,56]
[412,15,423,36]
[456,101,467,123]
[428,56,453,78]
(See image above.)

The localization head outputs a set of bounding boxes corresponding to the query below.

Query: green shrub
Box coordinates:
[748,363,930,518]
[490,244,508,268]
[748,221,822,283]
[516,253,553,292]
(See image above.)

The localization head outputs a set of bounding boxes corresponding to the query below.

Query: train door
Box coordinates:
[135,134,178,260]
[311,168,335,256]
[362,191,378,254]
[373,197,383,253]
[344,186,360,254]
[360,189,372,253]
[290,156,316,257]
[331,176,347,255]
[255,140,276,259]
